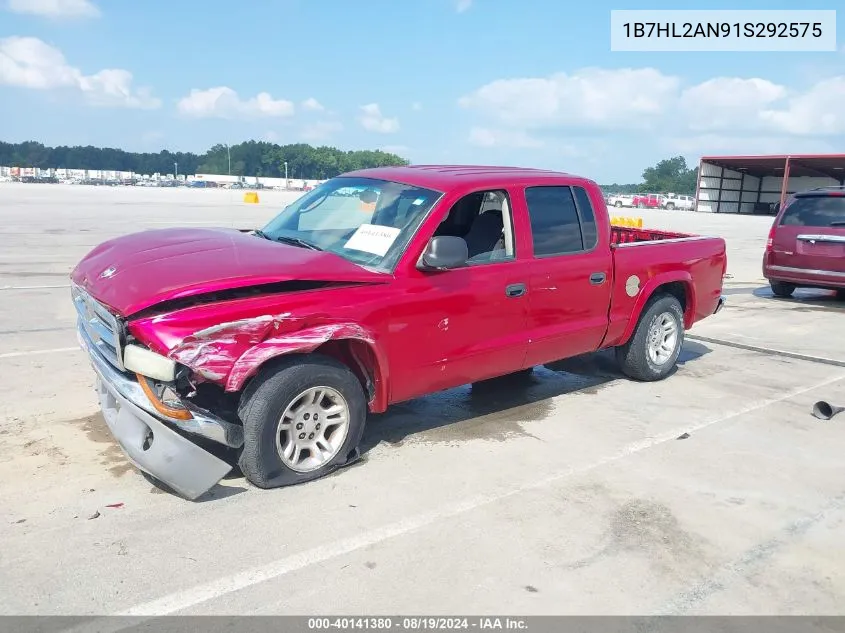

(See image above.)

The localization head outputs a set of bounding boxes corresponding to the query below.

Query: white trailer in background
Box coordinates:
[695,154,845,214]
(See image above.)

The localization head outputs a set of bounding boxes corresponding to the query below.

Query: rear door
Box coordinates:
[521,184,613,367]
[773,194,845,274]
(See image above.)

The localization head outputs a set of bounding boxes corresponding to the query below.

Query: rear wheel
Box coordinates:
[665,202,675,210]
[615,294,684,382]
[769,280,796,298]
[237,354,367,489]
[615,201,623,207]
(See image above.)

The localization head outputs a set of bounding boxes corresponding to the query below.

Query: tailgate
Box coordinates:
[772,195,845,274]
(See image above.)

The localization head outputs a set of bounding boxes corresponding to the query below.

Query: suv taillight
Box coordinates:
[766,224,776,251]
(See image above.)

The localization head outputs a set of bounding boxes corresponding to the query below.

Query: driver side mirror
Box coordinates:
[417,236,468,271]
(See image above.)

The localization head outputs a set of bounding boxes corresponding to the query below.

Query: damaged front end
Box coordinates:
[73,284,243,499]
[73,279,384,499]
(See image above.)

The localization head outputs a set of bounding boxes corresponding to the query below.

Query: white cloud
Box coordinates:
[301,97,324,111]
[459,67,679,130]
[6,0,99,18]
[461,65,845,151]
[468,126,543,148]
[456,0,472,12]
[680,77,786,132]
[358,103,399,133]
[177,87,295,119]
[759,77,845,135]
[0,36,159,108]
[300,120,343,142]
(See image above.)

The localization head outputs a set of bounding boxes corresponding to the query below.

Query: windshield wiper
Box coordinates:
[250,229,271,239]
[829,221,845,226]
[272,235,323,251]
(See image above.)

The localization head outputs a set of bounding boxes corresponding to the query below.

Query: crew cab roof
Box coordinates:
[340,165,596,192]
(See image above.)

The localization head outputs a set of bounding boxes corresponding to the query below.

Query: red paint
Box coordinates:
[72,166,727,414]
[69,227,387,316]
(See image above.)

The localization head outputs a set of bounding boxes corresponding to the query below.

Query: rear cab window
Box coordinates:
[524,185,599,256]
[780,195,845,227]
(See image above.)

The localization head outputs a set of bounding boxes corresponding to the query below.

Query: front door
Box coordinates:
[387,188,531,403]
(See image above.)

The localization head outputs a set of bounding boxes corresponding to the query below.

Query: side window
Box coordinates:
[524,186,585,256]
[433,189,515,264]
[572,186,598,251]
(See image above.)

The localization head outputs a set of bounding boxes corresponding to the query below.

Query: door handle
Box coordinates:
[505,283,527,298]
[589,272,606,285]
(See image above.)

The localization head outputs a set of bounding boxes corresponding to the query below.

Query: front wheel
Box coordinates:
[665,203,675,210]
[615,294,684,381]
[615,201,623,207]
[237,354,367,489]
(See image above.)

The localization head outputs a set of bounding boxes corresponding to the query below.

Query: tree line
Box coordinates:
[0,140,409,180]
[1,139,697,193]
[601,156,698,196]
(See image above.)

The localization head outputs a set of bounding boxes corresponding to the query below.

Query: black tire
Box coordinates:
[665,203,675,210]
[237,354,367,489]
[615,201,623,207]
[615,293,685,382]
[769,280,795,298]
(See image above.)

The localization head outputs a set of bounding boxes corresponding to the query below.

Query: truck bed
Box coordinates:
[602,224,727,349]
[611,225,692,244]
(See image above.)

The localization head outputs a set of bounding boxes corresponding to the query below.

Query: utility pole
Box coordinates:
[174,161,178,179]
[226,145,231,175]
[284,161,288,189]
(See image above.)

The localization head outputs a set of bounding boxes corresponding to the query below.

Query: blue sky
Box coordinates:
[0,0,843,182]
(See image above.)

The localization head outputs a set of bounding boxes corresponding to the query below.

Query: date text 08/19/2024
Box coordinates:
[307,617,528,630]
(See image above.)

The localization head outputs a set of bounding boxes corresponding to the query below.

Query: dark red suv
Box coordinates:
[763,187,845,297]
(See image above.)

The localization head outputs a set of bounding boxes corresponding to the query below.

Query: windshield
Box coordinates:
[780,195,845,227]
[260,176,442,271]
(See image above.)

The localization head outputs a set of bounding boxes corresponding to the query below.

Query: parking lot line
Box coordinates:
[688,334,845,368]
[63,371,841,626]
[0,346,79,359]
[0,284,71,291]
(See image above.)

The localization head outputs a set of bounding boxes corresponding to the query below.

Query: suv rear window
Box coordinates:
[780,195,845,227]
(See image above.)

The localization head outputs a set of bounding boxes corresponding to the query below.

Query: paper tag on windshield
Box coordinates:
[344,224,401,256]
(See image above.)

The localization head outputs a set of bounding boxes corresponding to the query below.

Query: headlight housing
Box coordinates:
[122,344,177,382]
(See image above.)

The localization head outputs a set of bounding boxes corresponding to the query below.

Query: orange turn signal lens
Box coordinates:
[136,374,193,420]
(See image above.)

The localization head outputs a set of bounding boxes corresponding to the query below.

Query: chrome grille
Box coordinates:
[72,284,124,370]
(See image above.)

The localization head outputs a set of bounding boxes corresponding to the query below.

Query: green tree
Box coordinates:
[640,156,698,195]
[0,139,409,179]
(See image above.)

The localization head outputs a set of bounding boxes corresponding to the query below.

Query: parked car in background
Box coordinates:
[662,194,695,211]
[608,193,635,208]
[763,187,845,298]
[632,193,664,209]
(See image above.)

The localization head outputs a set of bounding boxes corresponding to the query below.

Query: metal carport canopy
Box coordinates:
[703,154,845,201]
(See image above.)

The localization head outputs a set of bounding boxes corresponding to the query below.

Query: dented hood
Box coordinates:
[70,227,388,316]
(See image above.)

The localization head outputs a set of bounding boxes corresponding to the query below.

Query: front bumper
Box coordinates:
[78,323,235,500]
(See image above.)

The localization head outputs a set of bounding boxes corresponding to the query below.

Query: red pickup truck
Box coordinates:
[71,165,727,499]
[632,193,665,209]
